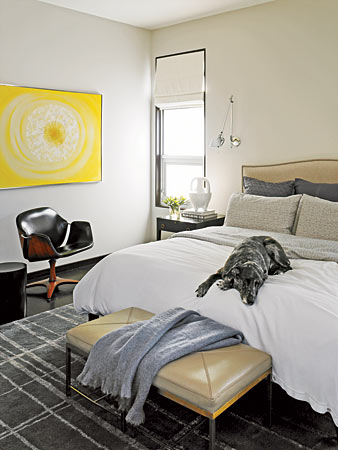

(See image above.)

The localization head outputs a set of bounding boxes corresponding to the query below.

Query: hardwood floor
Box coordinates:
[26,262,96,317]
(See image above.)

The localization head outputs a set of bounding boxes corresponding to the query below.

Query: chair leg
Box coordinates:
[66,346,71,397]
[27,259,79,301]
[209,418,216,450]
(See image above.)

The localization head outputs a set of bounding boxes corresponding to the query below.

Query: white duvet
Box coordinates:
[74,226,338,426]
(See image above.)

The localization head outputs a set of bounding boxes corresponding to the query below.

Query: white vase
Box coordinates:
[189,177,212,212]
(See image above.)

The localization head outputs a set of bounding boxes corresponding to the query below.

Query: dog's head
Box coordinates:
[225,261,266,305]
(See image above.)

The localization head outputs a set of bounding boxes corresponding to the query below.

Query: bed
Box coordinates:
[74,159,338,429]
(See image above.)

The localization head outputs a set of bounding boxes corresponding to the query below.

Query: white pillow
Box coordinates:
[295,194,338,241]
[225,193,302,234]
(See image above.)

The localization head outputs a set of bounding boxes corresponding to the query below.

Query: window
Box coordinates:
[154,50,205,206]
[157,105,204,200]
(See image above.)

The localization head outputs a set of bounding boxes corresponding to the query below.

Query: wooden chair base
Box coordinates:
[27,277,78,300]
[27,258,78,300]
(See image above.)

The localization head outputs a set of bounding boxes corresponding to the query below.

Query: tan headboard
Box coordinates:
[242,159,338,190]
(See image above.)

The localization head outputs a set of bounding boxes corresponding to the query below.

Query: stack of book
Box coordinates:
[181,209,217,220]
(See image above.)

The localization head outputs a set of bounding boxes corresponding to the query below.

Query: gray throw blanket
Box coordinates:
[77,307,245,425]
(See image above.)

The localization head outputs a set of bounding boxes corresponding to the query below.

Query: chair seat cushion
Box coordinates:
[57,241,93,257]
[67,307,271,413]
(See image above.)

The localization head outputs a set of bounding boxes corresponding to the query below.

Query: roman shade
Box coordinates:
[154,50,205,107]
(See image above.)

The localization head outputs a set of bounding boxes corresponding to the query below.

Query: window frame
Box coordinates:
[155,49,206,207]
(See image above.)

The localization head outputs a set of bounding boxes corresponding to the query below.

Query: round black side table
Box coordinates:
[0,262,27,325]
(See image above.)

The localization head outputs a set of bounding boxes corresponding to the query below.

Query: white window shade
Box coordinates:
[154,51,205,107]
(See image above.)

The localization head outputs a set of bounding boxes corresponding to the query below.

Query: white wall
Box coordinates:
[1,0,337,264]
[151,0,338,218]
[0,0,151,271]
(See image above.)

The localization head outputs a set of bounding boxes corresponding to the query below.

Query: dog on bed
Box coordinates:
[196,236,291,305]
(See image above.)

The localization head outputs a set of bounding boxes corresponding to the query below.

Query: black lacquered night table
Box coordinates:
[156,215,225,240]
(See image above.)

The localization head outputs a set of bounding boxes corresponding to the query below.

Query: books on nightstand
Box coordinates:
[181,209,217,220]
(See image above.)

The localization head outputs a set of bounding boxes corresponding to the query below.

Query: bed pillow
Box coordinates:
[295,178,338,202]
[294,194,338,241]
[243,176,295,197]
[225,193,302,234]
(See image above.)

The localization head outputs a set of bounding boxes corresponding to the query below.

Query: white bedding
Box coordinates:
[74,225,338,426]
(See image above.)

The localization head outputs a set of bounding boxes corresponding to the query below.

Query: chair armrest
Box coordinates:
[67,221,93,246]
[21,233,58,261]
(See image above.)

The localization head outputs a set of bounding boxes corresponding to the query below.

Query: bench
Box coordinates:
[66,307,272,450]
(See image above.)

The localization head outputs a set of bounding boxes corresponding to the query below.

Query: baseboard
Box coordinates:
[27,255,107,282]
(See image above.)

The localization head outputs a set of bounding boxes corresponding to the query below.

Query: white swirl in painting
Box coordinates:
[23,103,80,164]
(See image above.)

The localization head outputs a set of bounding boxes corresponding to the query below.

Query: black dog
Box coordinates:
[196,236,291,305]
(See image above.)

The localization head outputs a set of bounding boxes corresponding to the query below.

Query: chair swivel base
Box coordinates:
[27,277,78,300]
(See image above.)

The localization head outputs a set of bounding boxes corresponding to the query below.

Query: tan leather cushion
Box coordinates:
[67,307,154,354]
[67,307,271,413]
[154,345,271,412]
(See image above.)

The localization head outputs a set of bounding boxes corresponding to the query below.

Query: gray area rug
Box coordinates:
[0,304,337,450]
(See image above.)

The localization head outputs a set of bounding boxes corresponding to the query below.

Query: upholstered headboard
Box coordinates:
[242,159,338,190]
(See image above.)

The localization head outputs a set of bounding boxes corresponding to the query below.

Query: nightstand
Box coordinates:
[156,215,225,240]
[0,262,27,324]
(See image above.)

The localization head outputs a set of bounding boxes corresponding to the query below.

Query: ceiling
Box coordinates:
[36,0,275,30]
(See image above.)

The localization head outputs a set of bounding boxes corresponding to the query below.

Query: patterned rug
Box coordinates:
[0,304,337,450]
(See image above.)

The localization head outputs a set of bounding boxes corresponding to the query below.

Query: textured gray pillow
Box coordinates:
[243,176,295,197]
[295,194,338,241]
[226,193,302,234]
[295,178,338,202]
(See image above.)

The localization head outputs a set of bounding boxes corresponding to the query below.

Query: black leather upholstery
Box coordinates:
[17,207,68,249]
[16,207,93,262]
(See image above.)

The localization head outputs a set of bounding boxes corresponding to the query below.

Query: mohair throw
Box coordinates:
[77,307,245,425]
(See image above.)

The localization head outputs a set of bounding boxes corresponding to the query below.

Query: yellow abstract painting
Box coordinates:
[0,84,102,189]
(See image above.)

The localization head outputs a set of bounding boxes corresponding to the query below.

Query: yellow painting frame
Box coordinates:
[0,84,102,189]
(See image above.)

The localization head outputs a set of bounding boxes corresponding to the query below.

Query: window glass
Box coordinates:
[163,107,204,157]
[158,105,205,201]
[164,162,204,198]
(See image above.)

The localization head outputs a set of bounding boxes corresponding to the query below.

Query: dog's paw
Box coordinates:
[195,284,208,297]
[217,280,226,290]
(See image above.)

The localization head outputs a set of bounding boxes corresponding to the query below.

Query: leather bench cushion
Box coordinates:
[154,344,271,412]
[67,307,271,413]
[67,307,154,354]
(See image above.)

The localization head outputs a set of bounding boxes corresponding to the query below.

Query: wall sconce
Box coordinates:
[210,95,241,148]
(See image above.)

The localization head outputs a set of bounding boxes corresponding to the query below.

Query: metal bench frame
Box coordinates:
[66,342,272,450]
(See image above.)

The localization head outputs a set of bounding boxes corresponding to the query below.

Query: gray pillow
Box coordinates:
[225,193,302,234]
[295,194,338,241]
[243,176,294,197]
[295,178,338,202]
